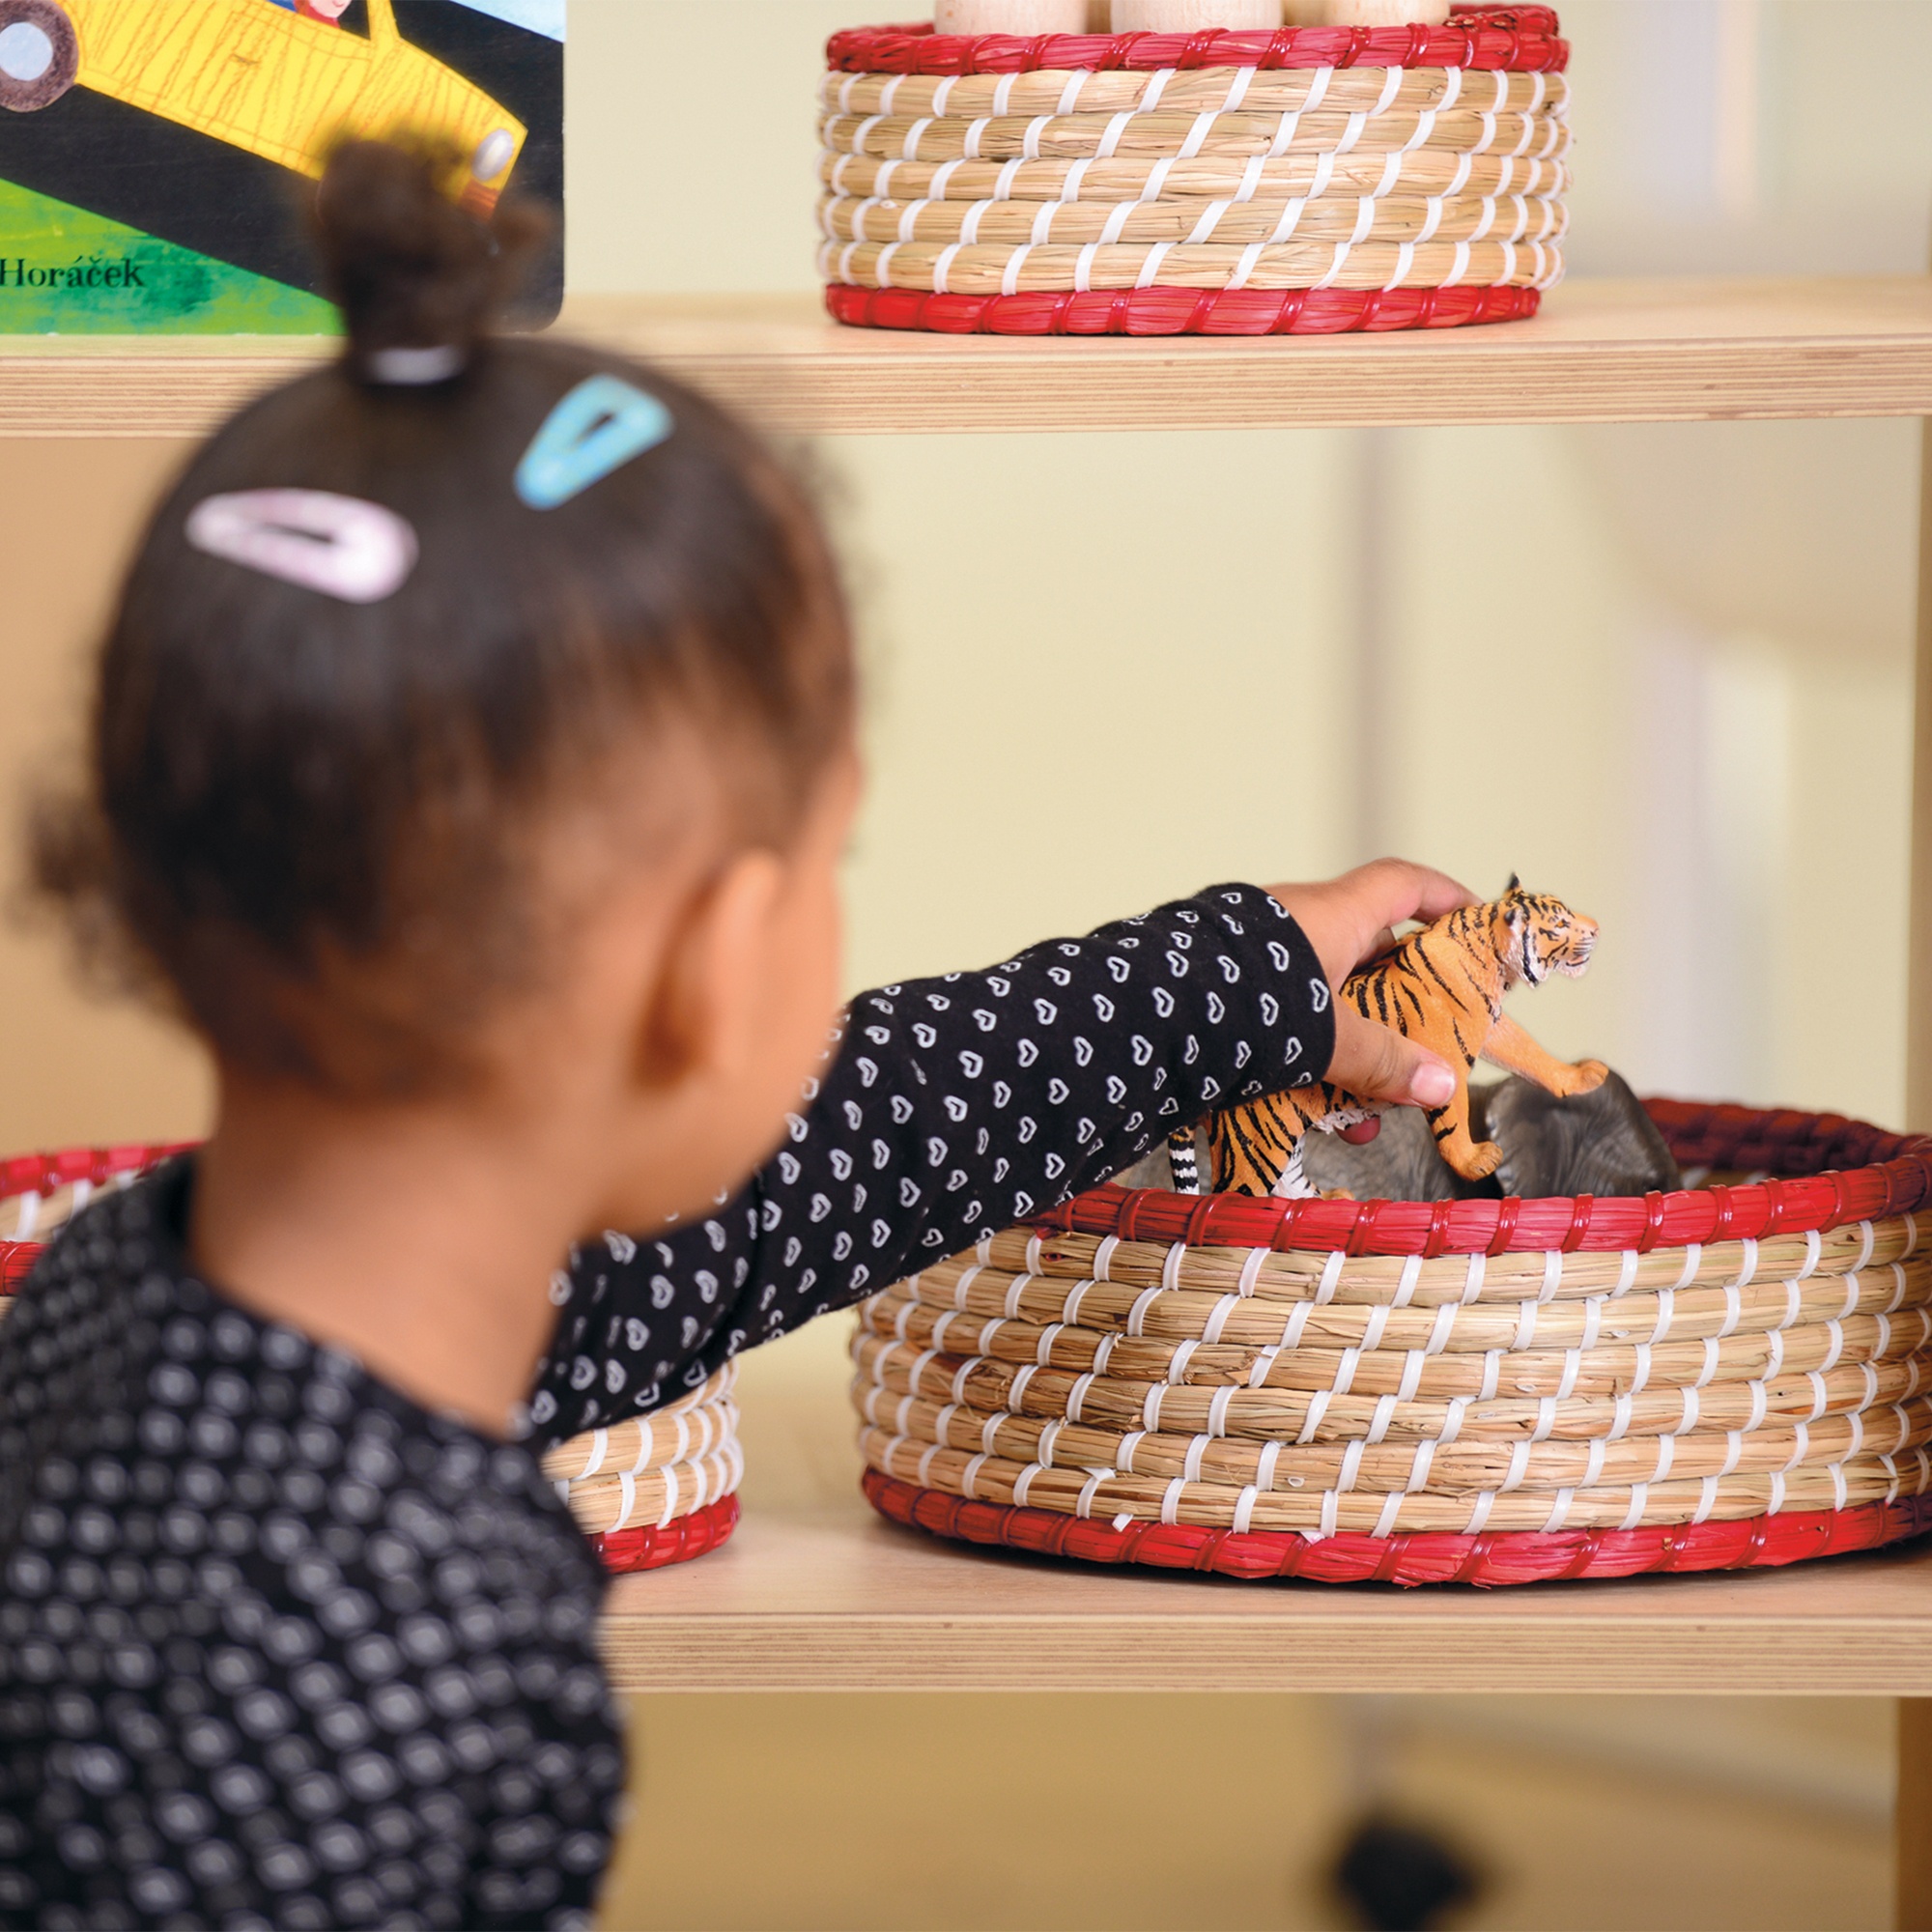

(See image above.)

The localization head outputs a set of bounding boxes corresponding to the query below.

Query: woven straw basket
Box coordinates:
[819,6,1569,336]
[852,1102,1932,1585]
[540,1364,743,1574]
[0,1146,741,1576]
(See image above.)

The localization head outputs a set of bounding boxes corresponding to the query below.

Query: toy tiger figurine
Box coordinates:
[1201,879,1608,1198]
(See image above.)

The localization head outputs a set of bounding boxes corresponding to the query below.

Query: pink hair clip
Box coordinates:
[185,489,419,604]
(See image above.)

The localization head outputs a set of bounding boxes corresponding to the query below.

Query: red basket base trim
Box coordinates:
[591,1492,740,1575]
[862,1470,1932,1587]
[825,283,1542,337]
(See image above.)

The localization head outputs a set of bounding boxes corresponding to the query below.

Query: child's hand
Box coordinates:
[1265,861,1477,1114]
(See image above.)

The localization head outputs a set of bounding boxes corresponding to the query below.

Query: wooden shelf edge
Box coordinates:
[594,1505,1932,1696]
[7,278,1932,437]
[599,1615,1932,1695]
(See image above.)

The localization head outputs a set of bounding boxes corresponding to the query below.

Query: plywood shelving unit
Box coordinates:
[12,270,1932,1918]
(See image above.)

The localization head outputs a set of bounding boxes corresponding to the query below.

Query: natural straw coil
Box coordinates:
[817,235,1557,293]
[862,1240,1932,1348]
[817,189,1567,246]
[853,1347,1932,1489]
[855,1292,1932,1407]
[558,1440,747,1538]
[821,10,1570,333]
[852,1325,1932,1449]
[541,1379,740,1482]
[852,1099,1932,1583]
[820,148,1571,202]
[817,105,1569,164]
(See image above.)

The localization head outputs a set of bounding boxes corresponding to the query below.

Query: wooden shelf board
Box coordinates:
[7,277,1932,437]
[599,1355,1932,1695]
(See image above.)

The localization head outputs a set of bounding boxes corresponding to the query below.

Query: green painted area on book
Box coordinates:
[0,180,336,335]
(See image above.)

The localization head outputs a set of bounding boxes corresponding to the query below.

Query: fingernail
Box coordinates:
[1413,1064,1456,1107]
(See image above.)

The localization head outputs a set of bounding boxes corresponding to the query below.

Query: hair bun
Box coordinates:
[311,139,549,378]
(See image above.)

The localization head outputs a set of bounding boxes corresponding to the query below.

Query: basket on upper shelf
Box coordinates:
[818,6,1569,336]
[851,1101,1932,1585]
[0,1146,742,1577]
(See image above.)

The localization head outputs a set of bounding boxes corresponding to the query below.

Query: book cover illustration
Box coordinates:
[0,0,563,333]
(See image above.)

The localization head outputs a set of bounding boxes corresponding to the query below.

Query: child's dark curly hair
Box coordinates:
[32,141,854,1099]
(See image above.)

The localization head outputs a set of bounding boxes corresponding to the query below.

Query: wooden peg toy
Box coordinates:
[1111,1,1283,31]
[934,0,1095,30]
[1321,0,1453,24]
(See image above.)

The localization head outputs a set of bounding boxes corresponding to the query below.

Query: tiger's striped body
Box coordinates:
[1206,882,1607,1199]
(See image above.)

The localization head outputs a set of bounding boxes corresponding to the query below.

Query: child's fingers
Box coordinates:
[1349,859,1478,935]
[1325,1008,1457,1110]
[1355,925,1400,970]
[1265,861,1477,987]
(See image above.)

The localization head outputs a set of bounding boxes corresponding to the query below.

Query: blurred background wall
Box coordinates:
[0,1,1925,1925]
[569,0,1932,1129]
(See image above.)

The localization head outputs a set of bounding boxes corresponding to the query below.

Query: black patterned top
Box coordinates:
[530,885,1333,1444]
[0,1166,622,1932]
[0,884,1331,1922]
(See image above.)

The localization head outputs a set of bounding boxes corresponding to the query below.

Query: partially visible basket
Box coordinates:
[852,1101,1932,1584]
[542,1364,745,1574]
[0,1144,743,1575]
[818,8,1570,336]
[0,1143,193,1298]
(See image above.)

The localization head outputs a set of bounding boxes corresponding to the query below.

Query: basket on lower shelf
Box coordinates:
[818,8,1569,337]
[0,1143,194,1299]
[852,1101,1932,1585]
[0,1144,743,1576]
[542,1364,745,1575]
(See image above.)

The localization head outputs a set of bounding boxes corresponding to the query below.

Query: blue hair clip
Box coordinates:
[515,374,673,511]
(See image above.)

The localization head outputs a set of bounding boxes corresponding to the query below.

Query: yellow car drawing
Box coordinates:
[0,0,525,213]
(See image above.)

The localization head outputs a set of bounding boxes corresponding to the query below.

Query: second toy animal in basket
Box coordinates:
[1201,878,1607,1198]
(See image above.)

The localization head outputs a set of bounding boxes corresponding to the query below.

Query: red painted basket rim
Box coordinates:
[827,8,1568,76]
[0,1142,194,1293]
[825,282,1542,335]
[592,1492,741,1574]
[1034,1099,1932,1257]
[864,1468,1932,1587]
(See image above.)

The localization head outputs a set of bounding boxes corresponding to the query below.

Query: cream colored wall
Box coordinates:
[567,0,1926,1130]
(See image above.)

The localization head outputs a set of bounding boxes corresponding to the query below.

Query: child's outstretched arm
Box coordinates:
[529,866,1463,1440]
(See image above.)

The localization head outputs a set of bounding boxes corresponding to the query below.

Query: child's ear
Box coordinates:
[634,848,785,1092]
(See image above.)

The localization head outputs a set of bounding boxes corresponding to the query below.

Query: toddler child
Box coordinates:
[0,142,1463,1928]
